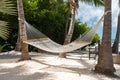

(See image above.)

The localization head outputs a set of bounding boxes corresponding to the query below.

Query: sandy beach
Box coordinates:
[0,51,120,80]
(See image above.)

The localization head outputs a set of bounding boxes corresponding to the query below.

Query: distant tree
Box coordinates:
[112,1,120,54]
[24,0,66,44]
[73,21,100,44]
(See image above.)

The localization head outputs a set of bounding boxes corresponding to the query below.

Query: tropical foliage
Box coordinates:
[0,21,9,40]
[0,0,100,52]
[80,0,104,6]
[0,0,16,40]
[24,0,99,44]
[0,44,9,52]
[0,0,16,15]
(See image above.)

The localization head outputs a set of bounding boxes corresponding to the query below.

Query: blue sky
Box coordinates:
[76,0,119,39]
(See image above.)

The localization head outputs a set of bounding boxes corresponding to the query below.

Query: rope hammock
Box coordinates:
[23,11,109,53]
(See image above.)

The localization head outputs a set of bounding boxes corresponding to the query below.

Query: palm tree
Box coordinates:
[59,0,79,58]
[0,0,16,40]
[112,11,120,54]
[95,0,116,74]
[0,21,9,40]
[17,0,31,61]
[64,0,79,44]
[59,0,104,58]
[112,1,120,54]
[80,0,104,6]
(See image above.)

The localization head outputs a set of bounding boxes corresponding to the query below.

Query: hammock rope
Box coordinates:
[23,11,110,53]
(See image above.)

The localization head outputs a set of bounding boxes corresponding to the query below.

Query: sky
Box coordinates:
[76,0,119,39]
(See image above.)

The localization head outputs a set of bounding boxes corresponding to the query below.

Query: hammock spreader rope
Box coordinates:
[23,11,110,53]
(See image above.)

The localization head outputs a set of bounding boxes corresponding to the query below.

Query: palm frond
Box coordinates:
[0,0,16,40]
[80,0,104,7]
[0,0,16,15]
[119,0,120,7]
[0,21,10,40]
[68,0,79,9]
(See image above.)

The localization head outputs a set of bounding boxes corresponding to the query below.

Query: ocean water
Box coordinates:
[97,39,120,51]
[111,39,120,43]
[107,39,120,51]
[111,39,114,43]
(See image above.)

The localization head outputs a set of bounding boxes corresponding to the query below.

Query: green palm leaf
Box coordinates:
[0,0,16,40]
[0,21,10,40]
[80,0,104,6]
[0,0,16,15]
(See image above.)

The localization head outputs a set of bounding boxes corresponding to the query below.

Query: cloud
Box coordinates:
[76,0,119,39]
[76,2,104,26]
[112,0,119,28]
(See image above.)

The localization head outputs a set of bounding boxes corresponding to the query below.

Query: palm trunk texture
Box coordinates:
[59,8,76,58]
[95,0,115,74]
[112,11,120,54]
[17,0,31,60]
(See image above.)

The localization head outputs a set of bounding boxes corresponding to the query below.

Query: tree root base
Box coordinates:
[18,57,31,61]
[94,64,116,75]
[59,53,66,58]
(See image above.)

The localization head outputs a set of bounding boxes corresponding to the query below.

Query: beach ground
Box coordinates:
[0,51,120,80]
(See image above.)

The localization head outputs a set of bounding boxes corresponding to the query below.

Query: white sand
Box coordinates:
[0,51,120,80]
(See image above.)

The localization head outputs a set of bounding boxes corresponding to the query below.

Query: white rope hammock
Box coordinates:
[24,38,90,53]
[23,11,109,53]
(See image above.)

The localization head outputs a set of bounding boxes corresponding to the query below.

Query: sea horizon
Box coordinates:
[100,39,120,43]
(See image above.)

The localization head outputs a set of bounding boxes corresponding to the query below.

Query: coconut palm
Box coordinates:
[112,11,120,54]
[0,21,9,40]
[17,0,31,60]
[80,0,104,6]
[59,0,104,58]
[112,1,120,54]
[95,0,116,74]
[0,0,16,40]
[64,0,79,44]
[59,0,79,58]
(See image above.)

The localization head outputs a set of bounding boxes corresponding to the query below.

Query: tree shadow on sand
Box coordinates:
[32,57,120,80]
[0,64,51,80]
[0,52,120,80]
[67,55,120,80]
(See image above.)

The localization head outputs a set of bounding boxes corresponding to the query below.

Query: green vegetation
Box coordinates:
[0,0,100,52]
[0,44,9,53]
[0,0,16,40]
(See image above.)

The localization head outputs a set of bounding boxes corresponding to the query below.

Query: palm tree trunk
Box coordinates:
[17,0,31,60]
[59,8,76,58]
[64,11,70,37]
[112,11,120,54]
[14,35,21,51]
[64,8,76,44]
[95,0,115,74]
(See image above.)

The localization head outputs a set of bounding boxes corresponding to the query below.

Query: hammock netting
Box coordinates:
[23,12,108,53]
